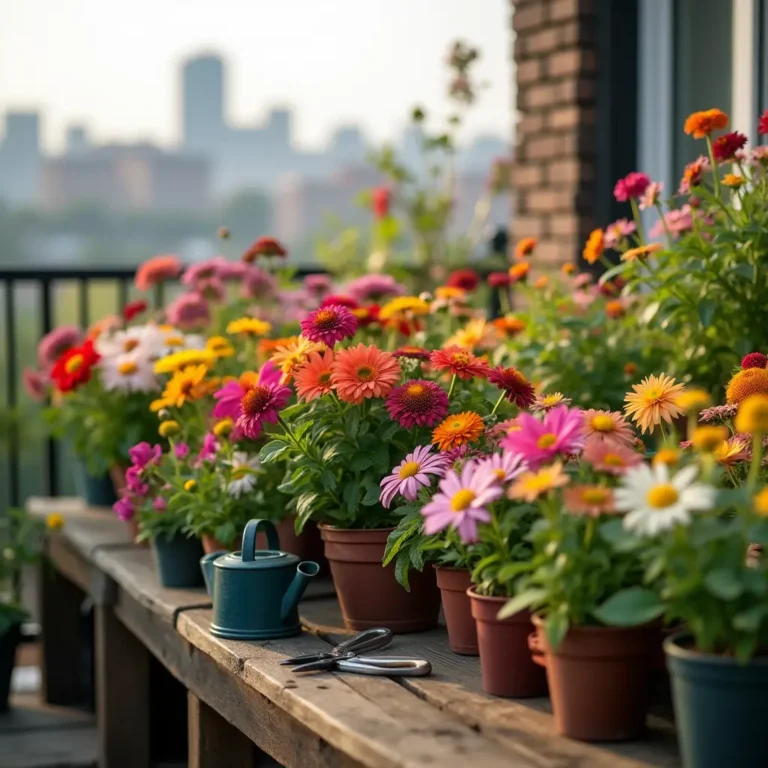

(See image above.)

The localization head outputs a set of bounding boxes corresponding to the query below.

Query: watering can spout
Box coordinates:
[200,551,226,599]
[281,561,320,621]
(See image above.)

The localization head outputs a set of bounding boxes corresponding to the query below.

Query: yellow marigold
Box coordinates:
[726,368,768,404]
[653,448,681,467]
[445,319,496,351]
[514,237,537,260]
[161,365,210,408]
[159,420,181,437]
[723,174,745,188]
[184,480,197,492]
[734,394,768,434]
[379,296,430,321]
[624,373,686,434]
[534,275,549,289]
[684,108,728,138]
[46,513,65,530]
[226,317,272,336]
[206,335,235,358]
[492,315,526,337]
[154,349,216,374]
[583,229,605,264]
[432,411,485,452]
[675,388,711,413]
[690,425,729,453]
[622,243,662,262]
[508,261,530,283]
[753,488,768,516]
[561,263,576,275]
[270,336,325,383]
[435,286,466,301]
[213,418,234,437]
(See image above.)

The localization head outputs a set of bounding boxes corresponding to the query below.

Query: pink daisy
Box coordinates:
[385,380,449,429]
[213,362,282,421]
[165,292,210,328]
[236,381,292,439]
[582,437,643,475]
[582,409,635,447]
[473,451,528,484]
[500,406,584,470]
[300,304,358,346]
[379,445,450,508]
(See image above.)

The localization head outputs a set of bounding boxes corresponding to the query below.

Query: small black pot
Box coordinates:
[665,632,768,768]
[152,534,205,589]
[0,623,22,713]
[75,462,118,507]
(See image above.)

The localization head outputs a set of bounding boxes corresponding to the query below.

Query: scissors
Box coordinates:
[280,628,432,677]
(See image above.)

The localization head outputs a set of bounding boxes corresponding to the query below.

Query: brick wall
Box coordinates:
[511,0,599,269]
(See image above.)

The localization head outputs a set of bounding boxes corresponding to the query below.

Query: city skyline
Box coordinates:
[0,0,512,154]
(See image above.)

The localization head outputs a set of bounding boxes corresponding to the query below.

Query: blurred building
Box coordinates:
[41,144,210,212]
[65,125,91,156]
[0,111,42,207]
[181,53,226,155]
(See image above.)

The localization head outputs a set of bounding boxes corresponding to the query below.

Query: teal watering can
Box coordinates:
[200,519,320,640]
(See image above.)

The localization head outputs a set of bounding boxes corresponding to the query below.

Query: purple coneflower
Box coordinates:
[386,380,448,429]
[300,304,358,346]
[379,446,449,508]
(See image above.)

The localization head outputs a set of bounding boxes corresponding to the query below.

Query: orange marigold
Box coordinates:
[135,254,182,291]
[508,261,530,283]
[492,315,526,337]
[534,275,549,289]
[432,411,485,452]
[561,263,576,275]
[684,109,729,139]
[514,237,537,260]
[726,367,768,404]
[583,229,604,265]
[605,300,626,319]
[622,243,662,262]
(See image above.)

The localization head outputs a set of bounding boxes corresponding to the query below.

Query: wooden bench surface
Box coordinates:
[31,498,681,767]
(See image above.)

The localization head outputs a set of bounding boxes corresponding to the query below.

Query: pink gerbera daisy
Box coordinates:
[300,304,358,346]
[564,485,617,516]
[421,461,503,543]
[500,406,585,469]
[379,445,450,508]
[386,379,449,428]
[213,362,282,421]
[582,409,635,447]
[294,349,335,402]
[582,437,643,475]
[331,344,401,404]
[237,381,292,439]
[473,451,528,484]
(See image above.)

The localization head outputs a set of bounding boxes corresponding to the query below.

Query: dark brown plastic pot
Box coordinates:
[534,616,655,741]
[434,567,477,655]
[469,588,547,697]
[320,526,440,633]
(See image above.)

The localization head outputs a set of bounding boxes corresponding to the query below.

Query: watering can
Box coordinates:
[200,518,320,640]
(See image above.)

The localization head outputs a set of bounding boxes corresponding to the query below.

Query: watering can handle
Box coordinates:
[241,519,280,561]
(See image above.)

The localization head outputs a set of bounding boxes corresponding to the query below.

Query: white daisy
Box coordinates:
[100,351,158,393]
[225,452,261,498]
[159,328,205,355]
[615,462,715,536]
[97,324,167,360]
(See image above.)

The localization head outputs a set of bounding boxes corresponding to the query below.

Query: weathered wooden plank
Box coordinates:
[94,603,151,768]
[180,608,521,768]
[93,546,210,624]
[300,598,680,768]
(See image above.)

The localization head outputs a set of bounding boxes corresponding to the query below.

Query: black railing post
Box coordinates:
[40,278,58,498]
[4,280,20,509]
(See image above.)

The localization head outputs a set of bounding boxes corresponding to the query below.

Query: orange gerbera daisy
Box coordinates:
[434,286,467,301]
[726,367,768,404]
[135,254,182,291]
[429,346,490,380]
[432,411,485,452]
[492,315,526,337]
[622,243,662,262]
[270,336,325,384]
[583,229,604,265]
[684,109,728,139]
[258,336,297,360]
[624,373,686,434]
[294,349,335,402]
[514,237,537,260]
[331,344,401,404]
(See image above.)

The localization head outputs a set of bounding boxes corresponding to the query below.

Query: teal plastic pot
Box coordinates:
[665,632,768,768]
[74,462,118,507]
[153,534,205,589]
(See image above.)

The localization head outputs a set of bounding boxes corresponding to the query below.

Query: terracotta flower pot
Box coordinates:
[320,526,440,633]
[469,588,547,697]
[434,567,477,655]
[534,616,655,741]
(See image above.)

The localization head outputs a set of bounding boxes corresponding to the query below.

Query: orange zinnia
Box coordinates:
[330,344,401,404]
[514,237,537,260]
[583,229,604,264]
[294,349,335,402]
[135,254,182,291]
[492,315,526,337]
[684,109,728,139]
[432,411,485,452]
[508,262,531,283]
[622,243,662,262]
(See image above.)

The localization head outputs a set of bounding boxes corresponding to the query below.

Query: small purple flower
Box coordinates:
[346,274,405,303]
[125,465,149,497]
[174,442,190,461]
[421,462,503,543]
[113,496,136,522]
[304,273,334,296]
[300,304,358,346]
[241,266,278,299]
[129,442,162,469]
[197,433,219,464]
[473,451,528,484]
[181,259,223,287]
[380,446,450,508]
[165,292,210,328]
[153,496,168,512]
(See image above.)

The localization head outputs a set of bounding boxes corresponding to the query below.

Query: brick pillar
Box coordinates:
[511,0,598,269]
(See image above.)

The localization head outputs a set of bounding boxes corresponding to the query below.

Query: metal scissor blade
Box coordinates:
[336,656,432,677]
[280,652,333,666]
[289,657,342,673]
[332,628,393,656]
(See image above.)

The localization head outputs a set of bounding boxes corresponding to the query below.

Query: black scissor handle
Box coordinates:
[333,628,393,656]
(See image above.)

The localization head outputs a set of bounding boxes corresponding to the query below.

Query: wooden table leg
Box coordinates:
[95,603,150,768]
[39,563,87,706]
[188,690,268,768]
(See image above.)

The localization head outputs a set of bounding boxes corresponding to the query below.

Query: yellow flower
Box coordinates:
[509,462,569,502]
[270,336,325,384]
[226,317,272,336]
[161,365,209,408]
[754,488,768,516]
[445,319,496,351]
[675,389,711,413]
[726,368,768,404]
[434,286,466,301]
[159,420,181,437]
[653,449,681,467]
[735,394,768,434]
[206,336,235,358]
[379,296,430,321]
[621,243,662,262]
[723,174,745,188]
[46,513,65,531]
[213,418,233,437]
[624,373,686,434]
[184,480,197,492]
[154,349,215,375]
[690,426,729,453]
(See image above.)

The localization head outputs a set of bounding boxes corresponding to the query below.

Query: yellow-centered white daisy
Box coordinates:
[224,452,261,498]
[100,351,158,393]
[615,463,715,536]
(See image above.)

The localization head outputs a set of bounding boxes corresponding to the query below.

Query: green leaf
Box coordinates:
[495,562,533,584]
[295,493,318,519]
[704,568,744,601]
[697,298,716,329]
[361,476,381,506]
[592,587,664,627]
[395,552,411,591]
[343,482,360,514]
[497,588,546,620]
[259,440,289,464]
[350,453,374,471]
[321,470,337,491]
[733,604,768,632]
[545,612,569,650]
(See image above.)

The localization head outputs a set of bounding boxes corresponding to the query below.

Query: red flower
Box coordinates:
[712,131,747,162]
[242,237,287,263]
[446,268,480,292]
[741,352,767,370]
[488,271,512,288]
[320,294,359,310]
[613,172,650,202]
[351,304,380,327]
[430,346,490,380]
[487,366,535,408]
[51,339,100,392]
[122,300,148,322]
[759,110,768,136]
[371,187,391,219]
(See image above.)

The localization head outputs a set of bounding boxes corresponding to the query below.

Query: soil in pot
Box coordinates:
[534,616,656,741]
[0,623,22,713]
[321,526,440,633]
[469,588,546,697]
[435,567,478,655]
[153,533,205,589]
[665,633,768,768]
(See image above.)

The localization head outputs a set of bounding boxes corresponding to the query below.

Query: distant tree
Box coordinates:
[218,189,272,247]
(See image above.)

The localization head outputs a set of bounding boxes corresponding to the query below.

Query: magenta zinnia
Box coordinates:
[379,445,450,508]
[386,379,448,429]
[300,304,358,346]
[487,366,535,408]
[236,382,291,439]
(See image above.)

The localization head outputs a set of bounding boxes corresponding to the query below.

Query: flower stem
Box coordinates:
[705,135,720,198]
[490,390,506,417]
[630,198,646,245]
[447,374,457,400]
[748,432,763,490]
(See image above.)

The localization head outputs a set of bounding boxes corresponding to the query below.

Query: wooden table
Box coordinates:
[29,498,681,768]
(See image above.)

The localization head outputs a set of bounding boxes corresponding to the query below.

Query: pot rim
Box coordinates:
[466,585,507,604]
[664,631,768,667]
[318,524,395,533]
[531,614,658,634]
[433,564,470,573]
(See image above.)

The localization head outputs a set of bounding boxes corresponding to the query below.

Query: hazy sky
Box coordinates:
[1,0,513,153]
